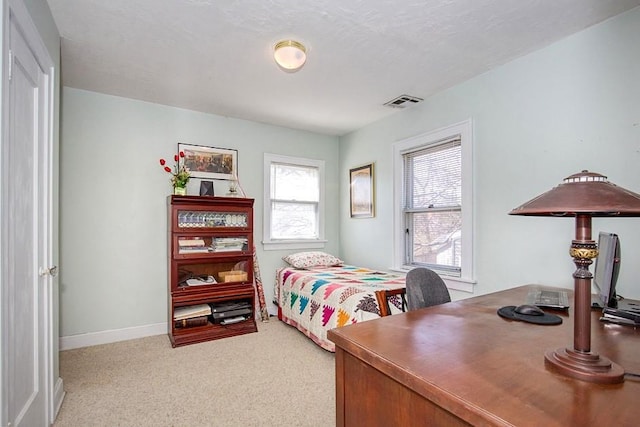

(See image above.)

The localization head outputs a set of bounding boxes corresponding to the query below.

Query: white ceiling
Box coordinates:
[47,0,640,136]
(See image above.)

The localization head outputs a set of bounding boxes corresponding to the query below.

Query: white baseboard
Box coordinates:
[52,376,65,423]
[59,322,168,350]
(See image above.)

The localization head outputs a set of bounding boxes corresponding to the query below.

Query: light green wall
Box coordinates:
[339,7,640,300]
[59,88,339,336]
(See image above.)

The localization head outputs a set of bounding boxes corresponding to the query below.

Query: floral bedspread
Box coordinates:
[275,265,406,352]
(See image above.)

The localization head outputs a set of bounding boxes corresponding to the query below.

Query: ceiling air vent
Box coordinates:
[383,94,423,108]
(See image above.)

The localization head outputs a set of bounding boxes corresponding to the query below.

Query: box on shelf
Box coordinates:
[219,270,248,282]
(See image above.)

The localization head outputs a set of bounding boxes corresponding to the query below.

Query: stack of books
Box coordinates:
[178,237,210,254]
[173,304,212,328]
[600,307,640,326]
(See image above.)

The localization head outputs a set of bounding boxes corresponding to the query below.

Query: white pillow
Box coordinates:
[282,251,344,269]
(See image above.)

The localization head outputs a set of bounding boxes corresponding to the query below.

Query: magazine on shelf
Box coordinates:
[212,237,247,252]
[173,304,212,321]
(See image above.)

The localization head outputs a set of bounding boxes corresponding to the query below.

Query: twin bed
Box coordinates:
[274,259,406,352]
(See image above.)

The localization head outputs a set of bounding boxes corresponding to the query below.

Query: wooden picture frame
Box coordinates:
[350,163,375,218]
[179,143,238,180]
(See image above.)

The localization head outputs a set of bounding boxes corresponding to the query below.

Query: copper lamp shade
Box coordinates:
[511,170,640,216]
[510,170,640,383]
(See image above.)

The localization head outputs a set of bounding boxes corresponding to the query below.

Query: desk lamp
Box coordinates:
[510,170,640,384]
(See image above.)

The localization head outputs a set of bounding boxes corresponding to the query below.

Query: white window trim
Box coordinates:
[263,153,327,251]
[392,119,475,293]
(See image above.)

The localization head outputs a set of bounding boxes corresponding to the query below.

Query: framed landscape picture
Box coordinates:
[179,143,238,180]
[349,163,375,218]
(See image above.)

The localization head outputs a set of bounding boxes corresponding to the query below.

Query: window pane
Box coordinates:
[410,211,461,270]
[272,201,318,239]
[272,163,319,202]
[406,141,461,209]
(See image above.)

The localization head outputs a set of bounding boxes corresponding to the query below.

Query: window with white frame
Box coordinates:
[263,153,326,250]
[393,120,474,291]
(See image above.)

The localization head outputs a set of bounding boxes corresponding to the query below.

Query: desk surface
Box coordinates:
[328,285,640,426]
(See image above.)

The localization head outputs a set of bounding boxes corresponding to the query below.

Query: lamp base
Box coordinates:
[545,347,624,384]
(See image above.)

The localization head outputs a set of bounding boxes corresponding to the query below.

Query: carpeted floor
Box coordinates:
[54,319,336,427]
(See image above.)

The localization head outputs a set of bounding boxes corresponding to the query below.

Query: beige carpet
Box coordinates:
[54,319,336,427]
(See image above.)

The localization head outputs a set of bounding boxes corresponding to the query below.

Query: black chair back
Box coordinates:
[405,267,451,311]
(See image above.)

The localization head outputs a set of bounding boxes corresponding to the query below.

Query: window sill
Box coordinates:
[262,239,328,251]
[390,266,476,293]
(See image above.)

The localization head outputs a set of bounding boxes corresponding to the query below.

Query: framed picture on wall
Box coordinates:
[349,163,375,218]
[178,143,238,180]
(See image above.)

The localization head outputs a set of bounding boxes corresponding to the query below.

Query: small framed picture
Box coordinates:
[350,163,375,218]
[179,143,238,181]
[199,180,215,196]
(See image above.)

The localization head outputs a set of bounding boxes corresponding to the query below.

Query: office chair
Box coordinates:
[375,288,407,317]
[405,267,451,311]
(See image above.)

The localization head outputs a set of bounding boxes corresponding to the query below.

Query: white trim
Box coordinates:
[392,119,475,288]
[53,377,65,421]
[263,153,326,251]
[59,322,168,351]
[262,239,328,251]
[389,267,476,293]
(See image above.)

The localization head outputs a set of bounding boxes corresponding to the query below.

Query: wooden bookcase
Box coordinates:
[167,195,257,347]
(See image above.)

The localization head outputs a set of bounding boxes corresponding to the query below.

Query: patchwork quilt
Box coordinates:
[275,265,406,352]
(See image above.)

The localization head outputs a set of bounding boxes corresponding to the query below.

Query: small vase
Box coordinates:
[174,186,187,196]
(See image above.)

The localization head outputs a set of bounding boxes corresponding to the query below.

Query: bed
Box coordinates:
[275,263,406,352]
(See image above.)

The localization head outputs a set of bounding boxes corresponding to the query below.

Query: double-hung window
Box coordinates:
[263,153,326,250]
[393,120,474,291]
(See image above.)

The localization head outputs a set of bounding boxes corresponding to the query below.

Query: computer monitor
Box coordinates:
[592,232,621,308]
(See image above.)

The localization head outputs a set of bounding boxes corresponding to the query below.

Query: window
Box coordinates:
[404,139,461,273]
[263,153,326,250]
[393,120,474,291]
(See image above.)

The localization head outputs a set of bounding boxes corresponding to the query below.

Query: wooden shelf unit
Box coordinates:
[167,195,257,347]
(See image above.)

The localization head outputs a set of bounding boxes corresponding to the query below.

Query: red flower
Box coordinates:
[159,150,191,188]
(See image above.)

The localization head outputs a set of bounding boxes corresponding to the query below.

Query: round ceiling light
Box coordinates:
[273,40,307,72]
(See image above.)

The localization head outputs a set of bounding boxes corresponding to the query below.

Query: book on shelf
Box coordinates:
[179,247,211,254]
[178,238,205,247]
[174,315,209,328]
[174,304,212,321]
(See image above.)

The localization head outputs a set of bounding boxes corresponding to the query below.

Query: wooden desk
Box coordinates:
[327,285,640,427]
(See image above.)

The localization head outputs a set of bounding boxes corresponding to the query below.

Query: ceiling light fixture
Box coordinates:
[273,40,307,72]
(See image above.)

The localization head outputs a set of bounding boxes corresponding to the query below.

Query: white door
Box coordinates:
[2,2,54,426]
